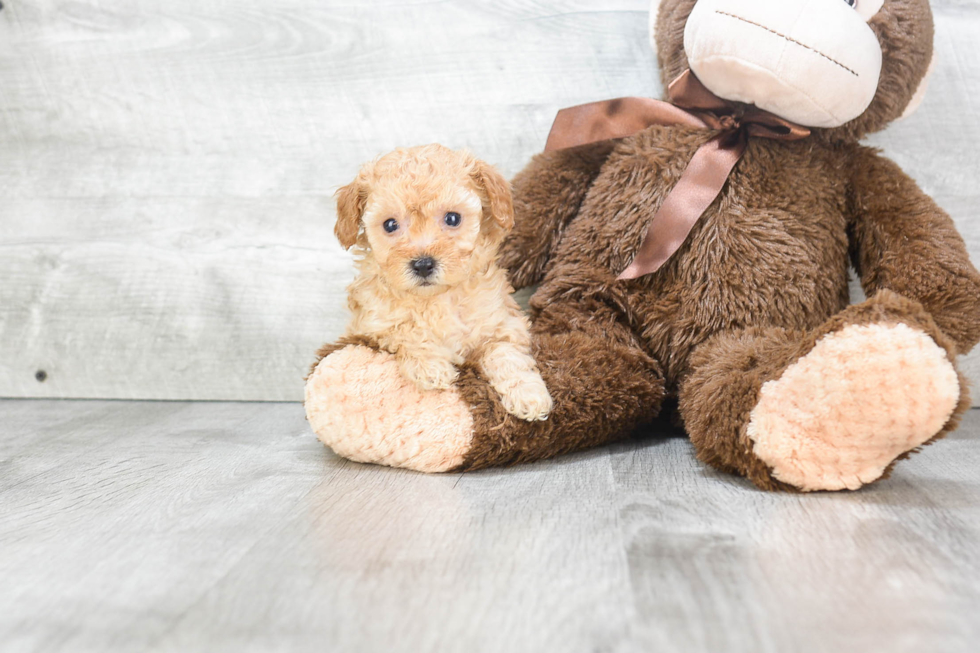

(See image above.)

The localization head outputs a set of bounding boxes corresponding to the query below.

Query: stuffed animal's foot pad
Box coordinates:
[747,323,960,491]
[305,346,474,473]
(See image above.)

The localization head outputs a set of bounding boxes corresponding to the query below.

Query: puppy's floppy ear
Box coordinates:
[334,176,368,250]
[470,159,515,233]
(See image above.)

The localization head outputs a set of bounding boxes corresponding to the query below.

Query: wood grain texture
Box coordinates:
[2,399,979,652]
[0,0,977,401]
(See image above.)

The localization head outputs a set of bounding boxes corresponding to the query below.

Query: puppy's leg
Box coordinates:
[479,341,553,421]
[397,348,459,391]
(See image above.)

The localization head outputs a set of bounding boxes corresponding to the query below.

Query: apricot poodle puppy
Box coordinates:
[333,144,552,422]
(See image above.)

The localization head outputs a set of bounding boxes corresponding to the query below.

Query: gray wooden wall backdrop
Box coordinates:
[1,0,978,402]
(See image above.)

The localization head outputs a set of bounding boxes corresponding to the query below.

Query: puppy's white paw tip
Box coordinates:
[501,382,554,422]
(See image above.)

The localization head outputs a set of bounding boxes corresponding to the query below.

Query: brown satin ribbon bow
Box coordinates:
[545,69,811,280]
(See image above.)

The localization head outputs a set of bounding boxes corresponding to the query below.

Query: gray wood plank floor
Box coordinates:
[2,400,978,653]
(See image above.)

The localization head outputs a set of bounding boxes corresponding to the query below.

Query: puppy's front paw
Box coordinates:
[399,355,459,391]
[499,377,553,422]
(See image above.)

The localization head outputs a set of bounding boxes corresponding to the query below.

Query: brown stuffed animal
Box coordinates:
[306,0,980,491]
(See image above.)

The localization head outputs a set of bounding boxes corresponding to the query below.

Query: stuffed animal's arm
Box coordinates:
[500,140,617,288]
[848,147,980,354]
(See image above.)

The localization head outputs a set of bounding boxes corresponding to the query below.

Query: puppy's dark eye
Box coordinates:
[383,218,399,233]
[444,212,462,227]
[844,0,856,6]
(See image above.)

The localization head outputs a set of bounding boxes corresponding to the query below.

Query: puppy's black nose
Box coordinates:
[411,257,436,279]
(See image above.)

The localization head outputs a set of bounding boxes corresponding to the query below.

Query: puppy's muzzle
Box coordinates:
[410,256,437,280]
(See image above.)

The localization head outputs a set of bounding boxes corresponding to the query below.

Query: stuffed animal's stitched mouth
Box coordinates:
[713,10,859,78]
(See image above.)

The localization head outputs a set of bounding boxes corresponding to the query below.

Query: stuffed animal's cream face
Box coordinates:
[682,0,885,128]
[651,0,937,138]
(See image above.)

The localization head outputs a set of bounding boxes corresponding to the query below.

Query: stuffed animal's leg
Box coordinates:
[305,289,666,472]
[679,291,971,492]
[454,289,666,469]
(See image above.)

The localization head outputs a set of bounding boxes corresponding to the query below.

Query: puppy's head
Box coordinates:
[335,144,514,293]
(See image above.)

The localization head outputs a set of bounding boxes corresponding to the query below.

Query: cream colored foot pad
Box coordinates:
[305,346,474,473]
[747,323,959,491]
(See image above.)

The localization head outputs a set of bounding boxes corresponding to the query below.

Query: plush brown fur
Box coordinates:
[456,0,980,486]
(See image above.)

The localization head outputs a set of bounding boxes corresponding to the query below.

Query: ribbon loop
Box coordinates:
[544,69,810,280]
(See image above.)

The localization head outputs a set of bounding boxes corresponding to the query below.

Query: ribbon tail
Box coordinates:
[618,132,748,280]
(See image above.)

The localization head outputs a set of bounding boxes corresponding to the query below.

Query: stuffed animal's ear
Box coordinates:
[334,177,368,250]
[899,50,936,121]
[470,159,515,233]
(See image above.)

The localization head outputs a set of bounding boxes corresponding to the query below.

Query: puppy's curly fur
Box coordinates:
[334,144,552,421]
